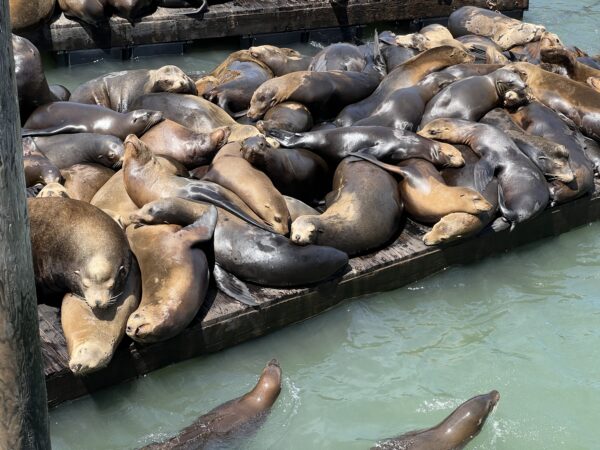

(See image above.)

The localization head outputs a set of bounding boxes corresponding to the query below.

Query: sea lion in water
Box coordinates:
[269,126,464,167]
[419,118,549,230]
[256,101,313,133]
[131,198,349,288]
[142,359,282,449]
[249,45,312,76]
[240,135,330,202]
[28,197,131,310]
[61,164,115,203]
[336,46,475,126]
[290,158,403,256]
[70,66,197,113]
[372,390,500,450]
[125,209,216,343]
[22,102,163,140]
[24,133,124,170]
[140,119,229,168]
[9,0,55,32]
[22,142,62,187]
[58,0,109,26]
[62,260,140,375]
[448,6,545,50]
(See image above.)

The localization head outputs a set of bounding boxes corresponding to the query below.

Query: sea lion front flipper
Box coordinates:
[179,205,218,243]
[473,158,495,192]
[347,151,407,178]
[213,264,259,308]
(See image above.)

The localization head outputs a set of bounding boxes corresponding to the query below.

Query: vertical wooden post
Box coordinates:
[0,1,51,448]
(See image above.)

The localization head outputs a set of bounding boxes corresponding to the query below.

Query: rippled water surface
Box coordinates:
[48,1,600,448]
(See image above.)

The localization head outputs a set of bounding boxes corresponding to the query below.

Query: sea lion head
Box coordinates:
[68,341,113,376]
[433,142,465,168]
[75,254,129,310]
[129,199,174,225]
[438,45,476,65]
[456,187,493,214]
[37,182,70,198]
[538,143,574,183]
[151,65,197,95]
[290,216,322,245]
[249,45,303,67]
[248,81,280,119]
[240,135,270,166]
[127,109,164,136]
[98,136,126,169]
[493,68,528,98]
[423,212,480,246]
[419,118,465,142]
[250,359,282,402]
[447,390,500,441]
[124,134,155,166]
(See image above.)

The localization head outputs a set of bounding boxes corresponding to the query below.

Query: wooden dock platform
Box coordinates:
[42,183,600,408]
[20,0,529,53]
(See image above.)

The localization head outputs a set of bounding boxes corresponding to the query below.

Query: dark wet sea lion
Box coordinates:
[381,45,418,72]
[419,118,549,230]
[508,31,564,64]
[132,198,349,287]
[9,0,55,31]
[249,45,312,76]
[49,84,72,101]
[25,133,124,169]
[372,390,500,450]
[13,35,60,124]
[269,126,464,167]
[240,135,330,202]
[419,69,527,127]
[309,42,366,72]
[28,197,131,310]
[439,63,504,80]
[290,158,403,256]
[58,0,108,26]
[106,0,154,20]
[203,143,290,235]
[70,66,197,113]
[581,136,600,175]
[256,101,313,133]
[142,359,282,449]
[335,46,475,126]
[140,119,229,168]
[284,196,319,221]
[125,209,216,343]
[22,142,62,187]
[22,102,163,140]
[62,260,140,375]
[61,164,115,203]
[448,6,545,50]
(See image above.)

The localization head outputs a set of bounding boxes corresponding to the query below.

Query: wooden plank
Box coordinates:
[17,0,529,52]
[44,186,599,408]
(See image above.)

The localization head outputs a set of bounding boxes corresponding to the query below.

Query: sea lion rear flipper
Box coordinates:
[473,158,494,192]
[347,151,406,178]
[213,264,259,308]
[21,124,85,137]
[180,205,218,243]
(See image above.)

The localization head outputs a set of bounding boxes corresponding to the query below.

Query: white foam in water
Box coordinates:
[415,398,460,413]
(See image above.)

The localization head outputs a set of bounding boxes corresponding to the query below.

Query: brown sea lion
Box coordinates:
[58,0,109,26]
[372,390,500,450]
[335,46,475,126]
[290,157,403,256]
[509,31,564,64]
[140,119,229,168]
[28,197,131,310]
[37,183,70,199]
[22,141,62,187]
[9,0,55,32]
[61,164,115,203]
[249,45,312,76]
[240,135,330,202]
[125,209,216,343]
[540,47,600,92]
[22,102,163,140]
[448,6,545,50]
[142,359,282,449]
[439,63,504,80]
[204,142,290,235]
[284,196,319,221]
[70,66,197,113]
[256,101,313,133]
[62,260,140,375]
[394,24,468,52]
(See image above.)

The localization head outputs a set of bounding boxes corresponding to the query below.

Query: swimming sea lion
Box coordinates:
[58,0,109,26]
[419,118,549,230]
[62,260,140,375]
[309,42,366,72]
[22,141,62,187]
[448,6,545,50]
[9,0,55,32]
[125,209,216,343]
[290,158,403,256]
[28,197,131,310]
[249,45,312,76]
[142,359,282,449]
[269,126,464,167]
[61,164,115,203]
[22,102,163,140]
[70,66,197,112]
[372,390,500,450]
[256,101,313,133]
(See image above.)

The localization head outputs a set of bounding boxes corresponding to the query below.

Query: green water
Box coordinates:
[48,1,600,448]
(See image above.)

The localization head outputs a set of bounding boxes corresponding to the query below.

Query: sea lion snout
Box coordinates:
[473,196,493,212]
[69,342,110,376]
[438,143,465,167]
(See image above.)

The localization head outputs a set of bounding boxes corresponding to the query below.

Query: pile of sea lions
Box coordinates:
[13,6,600,377]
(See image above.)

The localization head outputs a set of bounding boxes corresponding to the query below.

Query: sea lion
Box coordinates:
[37,182,70,199]
[439,63,504,80]
[540,47,600,91]
[372,390,500,450]
[240,135,330,202]
[49,84,72,101]
[448,6,545,50]
[269,126,464,167]
[106,0,154,21]
[393,24,468,52]
[25,133,125,169]
[290,158,403,256]
[140,119,229,168]
[309,42,366,72]
[256,102,313,133]
[125,209,216,343]
[156,0,207,13]
[335,46,475,126]
[9,0,55,32]
[509,62,600,141]
[22,102,163,140]
[419,118,549,230]
[284,196,319,221]
[131,198,348,287]
[509,31,564,64]
[28,197,131,310]
[61,164,115,202]
[62,260,140,375]
[70,66,196,113]
[203,142,290,235]
[249,45,312,76]
[142,359,282,449]
[22,142,62,187]
[419,69,527,127]
[247,69,382,121]
[381,45,418,72]
[13,35,59,124]
[58,0,109,26]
